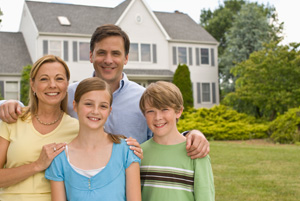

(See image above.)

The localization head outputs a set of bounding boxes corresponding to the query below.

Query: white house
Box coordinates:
[0,0,219,108]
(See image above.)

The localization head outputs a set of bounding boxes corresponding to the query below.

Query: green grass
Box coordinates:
[209,140,300,201]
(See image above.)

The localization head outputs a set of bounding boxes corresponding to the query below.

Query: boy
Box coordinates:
[139,81,215,201]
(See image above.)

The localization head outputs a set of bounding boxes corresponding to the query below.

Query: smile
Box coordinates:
[88,117,101,121]
[45,92,59,96]
[155,123,166,128]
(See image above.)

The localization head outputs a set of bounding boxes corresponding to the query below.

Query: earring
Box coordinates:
[33,92,36,96]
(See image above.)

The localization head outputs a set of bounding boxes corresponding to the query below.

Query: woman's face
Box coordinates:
[31,62,69,108]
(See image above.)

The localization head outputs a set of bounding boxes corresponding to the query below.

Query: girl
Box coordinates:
[45,77,141,201]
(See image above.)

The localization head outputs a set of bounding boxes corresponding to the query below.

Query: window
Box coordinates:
[129,43,157,63]
[49,40,62,57]
[5,81,19,100]
[201,48,209,65]
[178,47,187,64]
[79,42,90,61]
[130,43,139,61]
[173,46,193,65]
[202,83,210,102]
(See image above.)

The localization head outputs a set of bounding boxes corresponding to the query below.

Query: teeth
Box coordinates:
[46,93,59,96]
[89,117,100,121]
[155,123,165,127]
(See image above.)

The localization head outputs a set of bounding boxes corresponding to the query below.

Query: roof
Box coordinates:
[26,0,130,35]
[25,0,217,43]
[154,11,217,43]
[0,32,32,74]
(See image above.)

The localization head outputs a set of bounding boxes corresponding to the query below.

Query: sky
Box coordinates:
[0,0,299,45]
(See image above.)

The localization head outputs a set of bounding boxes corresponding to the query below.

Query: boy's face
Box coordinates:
[144,102,182,140]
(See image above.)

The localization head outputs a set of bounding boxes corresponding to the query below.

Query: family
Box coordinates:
[0,24,214,201]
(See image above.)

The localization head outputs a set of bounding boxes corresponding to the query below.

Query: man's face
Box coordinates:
[89,36,128,86]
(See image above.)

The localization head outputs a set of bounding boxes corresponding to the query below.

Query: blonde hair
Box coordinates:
[139,81,184,114]
[20,55,70,120]
[74,77,125,143]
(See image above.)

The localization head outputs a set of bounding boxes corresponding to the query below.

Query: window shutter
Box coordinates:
[172,46,177,65]
[212,82,216,103]
[64,41,69,61]
[189,47,193,65]
[211,48,215,66]
[196,48,200,66]
[73,41,78,62]
[43,40,48,55]
[152,44,157,63]
[197,82,201,103]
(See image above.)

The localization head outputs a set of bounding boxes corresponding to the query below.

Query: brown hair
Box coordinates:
[74,77,125,143]
[21,55,70,120]
[90,24,130,56]
[139,81,184,115]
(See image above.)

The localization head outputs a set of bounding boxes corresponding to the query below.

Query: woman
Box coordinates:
[45,77,141,201]
[0,55,79,201]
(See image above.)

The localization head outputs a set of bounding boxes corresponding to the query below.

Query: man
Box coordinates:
[0,24,209,158]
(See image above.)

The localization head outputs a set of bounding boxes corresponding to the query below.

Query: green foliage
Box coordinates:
[220,3,272,93]
[268,108,300,144]
[200,0,246,56]
[177,105,268,140]
[172,64,193,109]
[21,65,32,106]
[223,42,300,120]
[0,8,2,23]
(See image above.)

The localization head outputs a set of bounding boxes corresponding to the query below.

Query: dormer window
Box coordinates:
[57,16,71,26]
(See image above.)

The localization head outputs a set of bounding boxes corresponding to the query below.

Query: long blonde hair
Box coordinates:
[20,55,70,120]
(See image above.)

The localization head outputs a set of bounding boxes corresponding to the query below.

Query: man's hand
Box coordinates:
[0,100,22,123]
[126,137,143,160]
[186,130,210,159]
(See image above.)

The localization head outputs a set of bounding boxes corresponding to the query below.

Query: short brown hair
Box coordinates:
[139,81,184,114]
[21,55,70,120]
[90,24,130,56]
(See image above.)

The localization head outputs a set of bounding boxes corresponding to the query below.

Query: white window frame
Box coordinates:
[200,48,210,65]
[129,43,154,63]
[4,81,20,100]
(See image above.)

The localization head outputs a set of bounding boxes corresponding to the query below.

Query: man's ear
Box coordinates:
[176,107,184,119]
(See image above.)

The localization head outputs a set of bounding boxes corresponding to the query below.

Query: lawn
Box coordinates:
[209,140,300,201]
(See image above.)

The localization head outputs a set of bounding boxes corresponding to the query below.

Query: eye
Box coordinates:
[146,110,154,114]
[56,77,65,81]
[101,104,109,109]
[40,77,48,81]
[84,102,92,106]
[162,108,169,111]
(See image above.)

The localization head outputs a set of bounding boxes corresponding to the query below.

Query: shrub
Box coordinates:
[268,108,300,144]
[177,105,269,140]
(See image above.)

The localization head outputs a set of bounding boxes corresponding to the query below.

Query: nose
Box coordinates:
[49,79,57,88]
[154,111,162,120]
[92,106,100,114]
[104,53,113,65]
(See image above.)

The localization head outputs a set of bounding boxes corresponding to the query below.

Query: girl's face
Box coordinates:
[74,90,112,130]
[31,62,68,108]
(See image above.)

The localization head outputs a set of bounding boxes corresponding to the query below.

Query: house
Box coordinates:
[0,0,219,108]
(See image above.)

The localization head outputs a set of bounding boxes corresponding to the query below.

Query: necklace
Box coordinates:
[35,111,63,126]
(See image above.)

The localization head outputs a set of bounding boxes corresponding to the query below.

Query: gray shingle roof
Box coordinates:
[154,11,217,43]
[0,32,32,74]
[26,0,130,35]
[26,1,217,43]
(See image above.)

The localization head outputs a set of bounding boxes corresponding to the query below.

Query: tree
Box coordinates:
[200,0,246,57]
[0,8,3,24]
[21,65,32,106]
[222,42,300,120]
[220,3,272,94]
[172,64,193,109]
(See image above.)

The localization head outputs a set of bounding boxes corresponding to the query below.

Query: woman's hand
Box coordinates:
[34,142,66,171]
